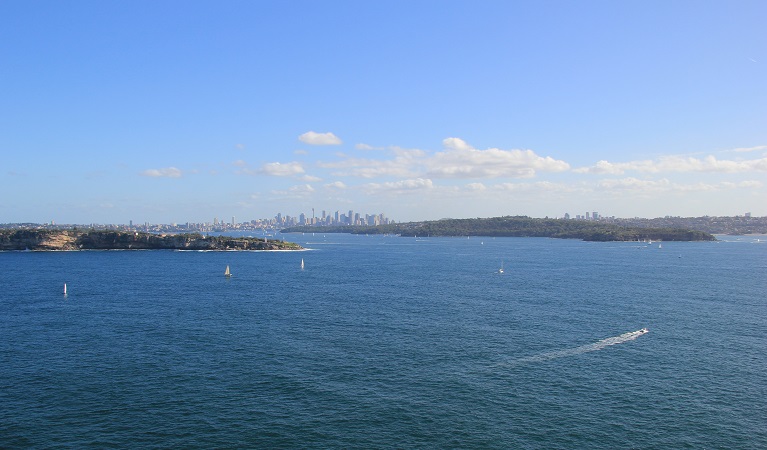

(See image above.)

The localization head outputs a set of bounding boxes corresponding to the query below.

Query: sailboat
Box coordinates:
[300,258,304,270]
[498,260,504,274]
[225,265,231,277]
[63,283,67,295]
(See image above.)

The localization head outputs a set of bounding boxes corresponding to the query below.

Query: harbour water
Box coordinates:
[1,234,765,448]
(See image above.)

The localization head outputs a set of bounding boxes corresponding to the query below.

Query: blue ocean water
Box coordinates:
[1,234,765,448]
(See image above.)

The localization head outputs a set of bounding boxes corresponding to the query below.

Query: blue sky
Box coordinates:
[1,0,765,224]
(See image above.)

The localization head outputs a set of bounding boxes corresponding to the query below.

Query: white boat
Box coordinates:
[639,328,649,334]
[225,265,231,277]
[658,243,662,249]
[498,260,504,274]
[300,258,304,270]
[64,283,67,295]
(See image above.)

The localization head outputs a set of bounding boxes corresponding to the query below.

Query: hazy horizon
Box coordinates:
[2,1,765,224]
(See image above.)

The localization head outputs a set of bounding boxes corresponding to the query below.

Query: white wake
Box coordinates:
[512,329,648,365]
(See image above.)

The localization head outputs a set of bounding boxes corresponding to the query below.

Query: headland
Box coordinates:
[0,229,303,251]
[283,216,717,242]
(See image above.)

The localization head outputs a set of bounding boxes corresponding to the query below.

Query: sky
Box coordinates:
[1,0,765,225]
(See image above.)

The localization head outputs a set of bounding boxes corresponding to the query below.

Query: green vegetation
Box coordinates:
[283,216,716,242]
[0,229,304,251]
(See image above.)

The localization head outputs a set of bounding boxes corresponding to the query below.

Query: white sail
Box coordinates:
[225,265,231,277]
[301,258,304,270]
[64,283,67,295]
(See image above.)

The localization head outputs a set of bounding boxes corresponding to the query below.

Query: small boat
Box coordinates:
[498,260,505,274]
[639,328,649,334]
[300,258,304,270]
[63,283,67,295]
[658,243,662,249]
[225,265,232,277]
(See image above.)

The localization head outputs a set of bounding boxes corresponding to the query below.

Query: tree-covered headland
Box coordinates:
[283,216,716,242]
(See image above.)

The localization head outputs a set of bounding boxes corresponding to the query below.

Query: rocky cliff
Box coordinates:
[0,229,303,251]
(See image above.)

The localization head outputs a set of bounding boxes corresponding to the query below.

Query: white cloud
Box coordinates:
[594,177,762,193]
[363,178,434,194]
[259,161,306,177]
[728,145,767,153]
[325,181,347,189]
[298,131,342,146]
[738,180,764,188]
[466,182,487,191]
[290,184,315,193]
[443,137,473,151]
[141,167,182,178]
[317,150,421,178]
[655,155,767,173]
[597,177,671,191]
[301,175,322,182]
[576,154,767,174]
[426,138,570,178]
[269,184,315,199]
[355,143,380,150]
[318,138,567,180]
[494,181,574,193]
[294,149,309,155]
[232,160,248,167]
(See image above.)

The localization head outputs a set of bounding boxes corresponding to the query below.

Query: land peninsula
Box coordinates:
[0,229,303,251]
[283,216,716,242]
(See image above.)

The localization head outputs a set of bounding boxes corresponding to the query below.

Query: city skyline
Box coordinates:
[1,1,765,224]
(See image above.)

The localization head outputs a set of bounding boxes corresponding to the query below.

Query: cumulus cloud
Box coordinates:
[576,155,767,174]
[425,138,570,178]
[141,167,182,178]
[319,138,567,180]
[363,178,433,194]
[317,149,423,178]
[466,182,487,191]
[325,181,347,189]
[259,161,306,177]
[299,131,342,146]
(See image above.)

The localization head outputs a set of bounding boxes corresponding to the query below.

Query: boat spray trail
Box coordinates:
[510,329,649,365]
